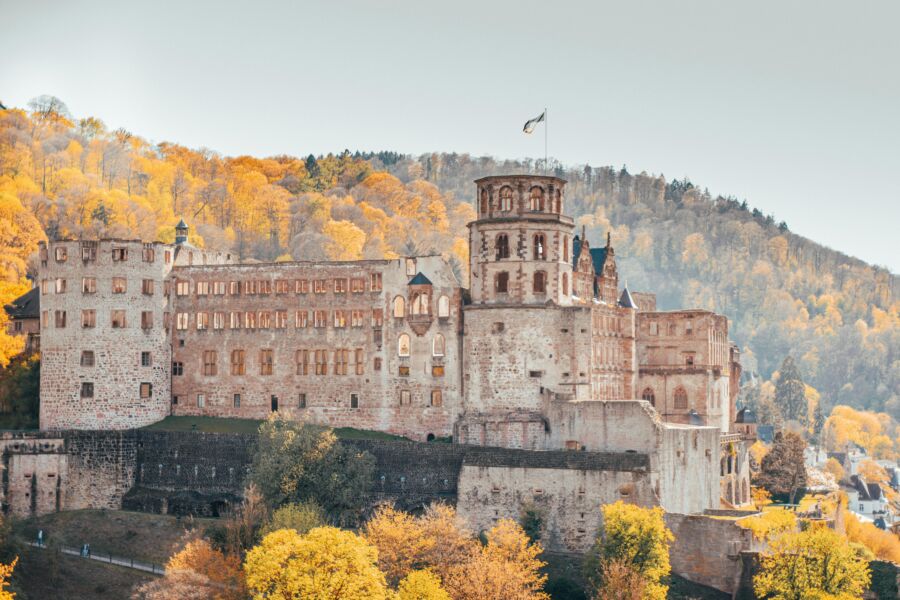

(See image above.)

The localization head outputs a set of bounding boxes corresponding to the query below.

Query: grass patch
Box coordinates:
[144,415,410,440]
[332,427,409,441]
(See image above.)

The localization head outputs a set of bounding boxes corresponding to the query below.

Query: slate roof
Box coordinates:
[618,286,637,309]
[756,425,775,443]
[572,235,583,269]
[590,247,609,275]
[850,475,883,501]
[735,408,756,424]
[175,218,188,229]
[408,272,432,286]
[4,287,39,320]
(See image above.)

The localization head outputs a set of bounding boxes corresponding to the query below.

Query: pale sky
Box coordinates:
[2,0,898,271]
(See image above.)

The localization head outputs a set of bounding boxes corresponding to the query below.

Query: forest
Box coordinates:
[0,96,897,419]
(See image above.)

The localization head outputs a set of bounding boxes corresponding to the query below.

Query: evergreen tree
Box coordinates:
[776,356,806,422]
[755,431,808,504]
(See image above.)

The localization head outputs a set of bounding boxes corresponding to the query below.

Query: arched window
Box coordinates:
[674,386,688,409]
[668,323,677,336]
[530,187,544,211]
[562,273,569,296]
[393,296,406,318]
[398,333,410,357]
[438,295,450,318]
[411,292,429,315]
[480,189,488,215]
[555,189,561,213]
[495,271,509,293]
[533,234,546,260]
[563,235,569,262]
[641,387,655,406]
[496,233,509,259]
[433,334,445,357]
[499,186,513,212]
[533,271,547,294]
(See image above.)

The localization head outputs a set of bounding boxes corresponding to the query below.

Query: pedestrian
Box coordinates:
[37,529,43,548]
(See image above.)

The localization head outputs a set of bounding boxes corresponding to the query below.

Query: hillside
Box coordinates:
[0,97,896,418]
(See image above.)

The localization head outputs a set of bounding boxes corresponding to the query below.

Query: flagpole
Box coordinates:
[544,106,548,173]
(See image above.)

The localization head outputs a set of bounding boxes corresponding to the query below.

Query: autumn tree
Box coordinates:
[776,356,807,423]
[823,458,845,484]
[756,431,808,504]
[397,570,451,600]
[585,502,674,600]
[260,500,325,537]
[0,557,15,600]
[135,537,244,600]
[243,526,390,600]
[754,526,870,600]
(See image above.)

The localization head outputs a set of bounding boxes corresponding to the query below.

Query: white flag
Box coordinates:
[523,111,545,134]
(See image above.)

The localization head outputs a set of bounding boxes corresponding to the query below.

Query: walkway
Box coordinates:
[26,541,165,575]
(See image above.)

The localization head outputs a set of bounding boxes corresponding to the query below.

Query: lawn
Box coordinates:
[13,547,153,600]
[143,415,409,440]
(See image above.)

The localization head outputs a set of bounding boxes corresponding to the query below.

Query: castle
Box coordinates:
[35,174,752,516]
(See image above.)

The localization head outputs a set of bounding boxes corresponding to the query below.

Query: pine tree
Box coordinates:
[755,431,808,504]
[776,356,807,422]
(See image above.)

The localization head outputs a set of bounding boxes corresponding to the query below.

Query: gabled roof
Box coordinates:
[618,286,637,309]
[590,247,609,275]
[5,287,39,320]
[408,272,432,286]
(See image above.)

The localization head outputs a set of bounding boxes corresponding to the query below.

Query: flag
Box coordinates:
[523,111,545,134]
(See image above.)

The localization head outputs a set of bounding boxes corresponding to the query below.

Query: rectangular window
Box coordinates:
[333,310,346,328]
[112,247,128,261]
[176,312,189,330]
[213,312,225,330]
[112,277,127,294]
[314,310,327,328]
[197,394,205,408]
[196,312,209,330]
[196,281,210,296]
[213,281,226,295]
[351,310,364,327]
[350,393,359,408]
[81,350,95,367]
[354,348,364,375]
[111,310,126,328]
[230,312,242,329]
[334,349,349,375]
[295,310,308,328]
[299,393,307,408]
[164,281,171,297]
[245,312,257,329]
[231,350,245,375]
[41,279,49,295]
[229,281,240,295]
[275,279,290,294]
[142,279,154,295]
[295,279,309,294]
[351,278,365,293]
[82,310,96,328]
[374,357,382,371]
[55,246,68,262]
[406,258,416,276]
[233,394,241,408]
[686,320,693,336]
[55,310,67,328]
[374,329,383,347]
[314,350,327,375]
[274,310,287,329]
[399,365,410,376]
[81,382,94,398]
[400,390,410,406]
[55,278,67,294]
[142,245,155,262]
[141,311,153,329]
[203,350,217,376]
[260,280,272,295]
[163,312,171,331]
[432,365,445,377]
[140,382,152,398]
[176,281,190,296]
[370,273,382,291]
[334,278,347,294]
[431,389,443,407]
[313,279,327,294]
[81,242,97,262]
[296,349,309,375]
[164,250,171,264]
[141,351,152,366]
[258,311,271,329]
[242,280,256,295]
[649,321,658,336]
[40,246,48,263]
[372,309,383,327]
[259,349,274,375]
[172,361,184,376]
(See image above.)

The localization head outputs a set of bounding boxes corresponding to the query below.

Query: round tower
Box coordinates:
[468,175,574,306]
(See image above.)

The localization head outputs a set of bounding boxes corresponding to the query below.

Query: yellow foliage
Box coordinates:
[165,538,244,599]
[397,570,451,600]
[364,504,435,585]
[0,557,16,600]
[738,508,797,541]
[844,512,900,563]
[322,219,366,261]
[823,458,845,483]
[749,441,770,467]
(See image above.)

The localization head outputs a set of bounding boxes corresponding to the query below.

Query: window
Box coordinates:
[197,394,205,408]
[496,234,510,259]
[141,351,152,367]
[373,309,383,327]
[295,279,309,294]
[499,186,513,211]
[82,310,96,328]
[432,365,445,377]
[81,242,97,262]
[296,349,309,375]
[562,273,569,296]
[642,388,655,406]
[480,188,488,214]
[314,310,327,328]
[112,277,127,294]
[334,349,349,375]
[668,323,677,336]
[685,354,695,366]
[55,310,67,328]
[213,312,225,330]
[42,310,48,329]
[196,281,209,296]
[213,281,226,295]
[141,279,154,295]
[674,387,688,410]
[242,280,257,295]
[229,281,240,295]
[81,382,94,398]
[350,393,359,409]
[196,312,209,330]
[411,293,429,315]
[176,281,189,296]
[299,393,307,408]
[259,280,272,295]
[112,247,127,261]
[649,321,659,335]
[555,189,562,212]
[333,310,347,328]
[530,187,544,211]
[495,272,509,293]
[176,312,189,330]
[259,349,274,375]
[393,296,406,318]
[433,334,445,357]
[400,390,411,406]
[370,273,382,291]
[140,382,152,398]
[233,394,241,408]
[351,278,365,293]
[406,258,417,276]
[334,278,347,294]
[230,312,242,329]
[533,271,547,294]
[81,350,95,367]
[563,235,569,262]
[142,245,155,262]
[165,250,171,263]
[55,278,67,294]
[231,350,245,375]
[41,279,48,295]
[274,311,287,329]
[685,320,693,336]
[172,361,184,376]
[354,348,364,375]
[351,310,364,327]
[374,357,382,371]
[202,350,217,376]
[438,295,450,318]
[313,279,327,294]
[533,234,546,260]
[55,246,68,262]
[275,279,290,294]
[398,333,411,357]
[141,311,153,329]
[245,312,256,329]
[314,350,328,375]
[295,311,308,328]
[431,389,443,407]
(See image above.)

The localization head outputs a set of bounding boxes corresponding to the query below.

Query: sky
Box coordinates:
[1,0,898,271]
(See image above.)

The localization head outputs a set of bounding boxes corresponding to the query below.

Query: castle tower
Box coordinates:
[469,175,574,306]
[174,218,189,245]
